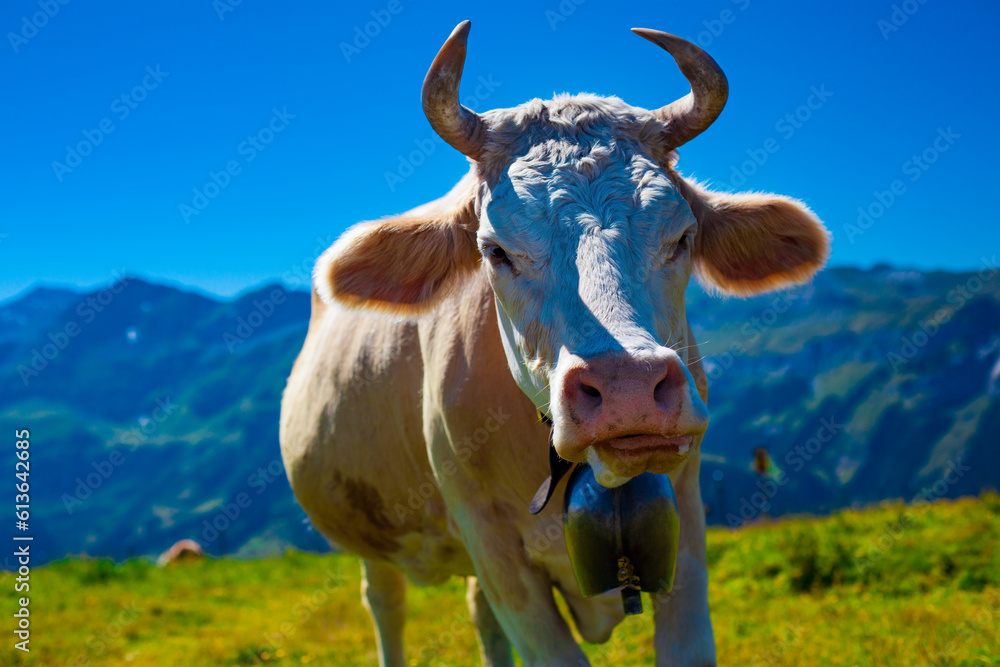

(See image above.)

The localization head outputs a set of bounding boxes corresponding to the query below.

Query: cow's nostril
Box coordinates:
[653,376,670,407]
[580,383,601,400]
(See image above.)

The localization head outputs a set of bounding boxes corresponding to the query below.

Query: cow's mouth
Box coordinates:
[602,434,692,456]
[591,434,693,479]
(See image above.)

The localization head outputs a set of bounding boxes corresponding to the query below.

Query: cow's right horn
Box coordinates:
[422,20,487,161]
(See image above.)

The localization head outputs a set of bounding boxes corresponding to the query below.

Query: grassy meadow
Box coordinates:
[4,494,999,666]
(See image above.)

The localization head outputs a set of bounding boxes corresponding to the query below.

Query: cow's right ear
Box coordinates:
[315,201,480,314]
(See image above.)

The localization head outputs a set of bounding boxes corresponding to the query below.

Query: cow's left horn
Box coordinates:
[422,20,487,160]
[631,29,729,149]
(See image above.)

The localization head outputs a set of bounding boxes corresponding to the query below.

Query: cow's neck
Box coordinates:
[417,267,551,509]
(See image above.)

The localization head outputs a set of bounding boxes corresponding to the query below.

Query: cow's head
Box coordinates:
[317,22,829,487]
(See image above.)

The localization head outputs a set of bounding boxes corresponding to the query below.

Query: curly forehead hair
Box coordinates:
[474,94,677,187]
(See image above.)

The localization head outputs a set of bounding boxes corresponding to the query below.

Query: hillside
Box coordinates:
[0,279,325,564]
[1,264,998,563]
[2,495,997,666]
[688,263,1000,525]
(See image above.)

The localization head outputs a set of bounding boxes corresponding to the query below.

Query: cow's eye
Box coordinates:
[671,232,692,258]
[486,246,513,268]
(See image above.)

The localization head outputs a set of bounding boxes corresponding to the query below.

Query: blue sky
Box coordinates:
[2,0,997,302]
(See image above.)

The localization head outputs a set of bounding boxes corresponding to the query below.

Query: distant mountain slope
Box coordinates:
[1,279,325,564]
[2,264,997,563]
[689,264,1000,526]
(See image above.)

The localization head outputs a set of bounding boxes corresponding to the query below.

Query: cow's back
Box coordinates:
[280,290,473,584]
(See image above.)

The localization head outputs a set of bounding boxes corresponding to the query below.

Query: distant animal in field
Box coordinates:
[156,539,205,566]
[281,20,828,666]
[753,447,772,476]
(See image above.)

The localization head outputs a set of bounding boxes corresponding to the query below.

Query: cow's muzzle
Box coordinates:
[551,347,708,481]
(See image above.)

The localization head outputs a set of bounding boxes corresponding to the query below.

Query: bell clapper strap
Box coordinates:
[617,558,643,615]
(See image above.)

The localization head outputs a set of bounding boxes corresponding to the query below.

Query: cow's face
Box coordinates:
[481,135,695,376]
[316,23,829,486]
[475,107,709,485]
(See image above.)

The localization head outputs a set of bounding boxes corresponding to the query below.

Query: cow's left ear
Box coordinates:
[673,176,830,296]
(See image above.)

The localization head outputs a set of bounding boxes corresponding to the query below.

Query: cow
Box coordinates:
[279,21,829,666]
[156,539,205,566]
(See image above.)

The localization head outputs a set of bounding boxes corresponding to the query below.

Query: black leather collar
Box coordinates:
[528,411,576,515]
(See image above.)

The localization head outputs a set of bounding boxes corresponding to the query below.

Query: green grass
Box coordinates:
[5,493,1000,666]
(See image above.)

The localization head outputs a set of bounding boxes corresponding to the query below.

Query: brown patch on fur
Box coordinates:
[342,475,397,532]
[669,170,830,296]
[321,470,421,557]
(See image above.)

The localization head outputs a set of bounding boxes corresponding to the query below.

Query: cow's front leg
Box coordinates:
[653,550,716,666]
[360,558,408,667]
[467,576,515,667]
[451,503,588,666]
[653,455,717,666]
